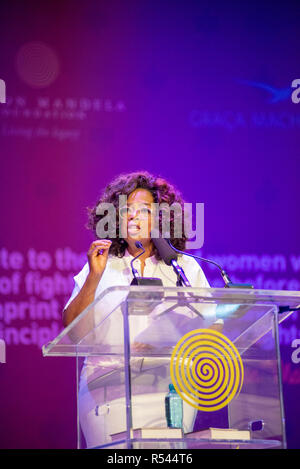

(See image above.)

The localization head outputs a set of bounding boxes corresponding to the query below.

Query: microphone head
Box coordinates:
[135,241,143,249]
[151,237,177,266]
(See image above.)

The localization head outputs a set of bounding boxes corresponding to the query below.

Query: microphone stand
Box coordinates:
[170,259,191,287]
[167,240,253,289]
[129,240,203,317]
[130,241,163,286]
[161,244,205,318]
[130,241,144,283]
[157,239,255,322]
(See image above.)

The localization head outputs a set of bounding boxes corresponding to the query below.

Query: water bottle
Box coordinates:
[165,383,183,428]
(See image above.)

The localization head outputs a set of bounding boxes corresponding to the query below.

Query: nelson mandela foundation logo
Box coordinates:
[95,196,204,250]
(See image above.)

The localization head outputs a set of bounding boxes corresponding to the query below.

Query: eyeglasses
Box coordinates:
[119,204,153,219]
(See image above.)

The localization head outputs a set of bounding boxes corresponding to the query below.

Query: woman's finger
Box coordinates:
[88,240,112,255]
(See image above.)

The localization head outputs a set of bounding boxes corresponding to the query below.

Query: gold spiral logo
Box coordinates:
[170,329,244,412]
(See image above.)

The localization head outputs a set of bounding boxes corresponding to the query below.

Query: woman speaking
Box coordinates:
[62,171,218,448]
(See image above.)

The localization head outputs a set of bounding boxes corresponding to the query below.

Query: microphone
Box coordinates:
[126,241,163,316]
[151,237,191,287]
[130,241,163,286]
[130,241,144,281]
[166,239,253,289]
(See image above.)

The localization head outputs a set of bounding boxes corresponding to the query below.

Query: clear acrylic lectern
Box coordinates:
[42,286,300,449]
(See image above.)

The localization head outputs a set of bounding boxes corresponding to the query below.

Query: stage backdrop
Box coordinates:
[0,0,299,448]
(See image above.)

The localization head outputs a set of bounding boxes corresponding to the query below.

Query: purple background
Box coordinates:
[0,0,300,448]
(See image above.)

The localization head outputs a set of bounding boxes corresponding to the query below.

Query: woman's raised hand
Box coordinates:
[87,239,112,277]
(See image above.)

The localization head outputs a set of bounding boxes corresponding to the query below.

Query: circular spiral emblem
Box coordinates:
[15,42,60,89]
[170,329,244,412]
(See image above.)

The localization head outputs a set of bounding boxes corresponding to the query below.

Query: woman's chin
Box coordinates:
[126,234,151,244]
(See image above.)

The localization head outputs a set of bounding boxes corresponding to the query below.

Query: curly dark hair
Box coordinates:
[86,170,188,260]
